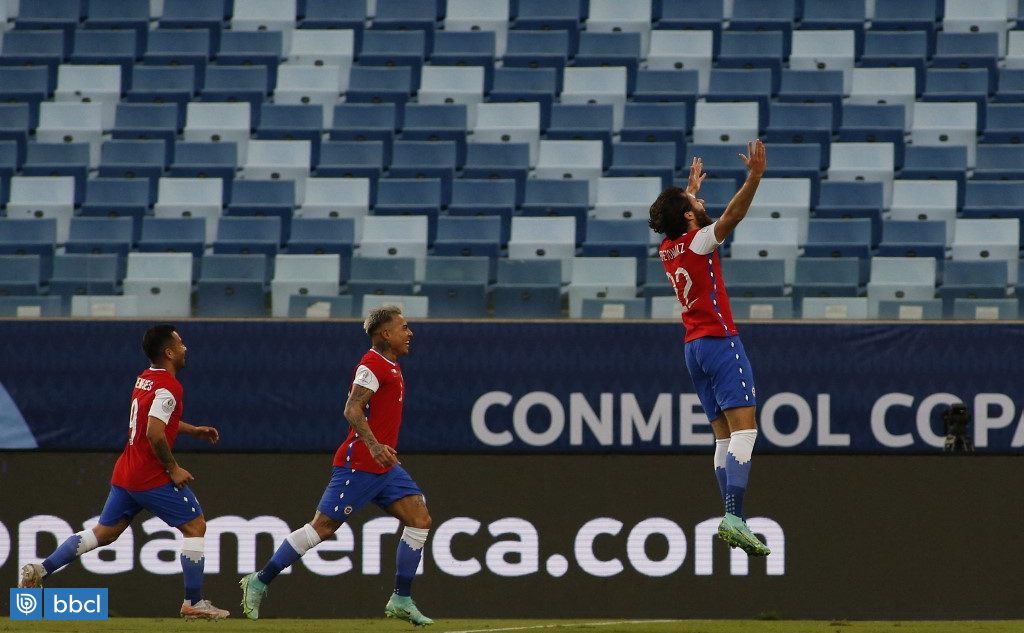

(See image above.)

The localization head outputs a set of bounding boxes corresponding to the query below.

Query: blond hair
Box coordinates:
[363,305,403,336]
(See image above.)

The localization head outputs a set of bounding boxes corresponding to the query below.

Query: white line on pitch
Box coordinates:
[445,619,681,633]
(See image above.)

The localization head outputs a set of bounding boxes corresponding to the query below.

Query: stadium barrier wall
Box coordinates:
[0,453,1020,619]
[1,321,1024,453]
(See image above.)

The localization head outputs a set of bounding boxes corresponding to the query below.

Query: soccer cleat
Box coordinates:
[180,599,230,620]
[718,512,771,557]
[385,593,434,626]
[18,563,45,589]
[239,572,268,620]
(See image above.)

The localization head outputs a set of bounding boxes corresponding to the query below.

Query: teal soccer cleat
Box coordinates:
[385,593,434,626]
[718,512,771,557]
[239,572,268,620]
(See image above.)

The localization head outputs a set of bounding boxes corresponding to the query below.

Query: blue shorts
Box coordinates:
[98,483,203,528]
[684,334,757,423]
[316,465,423,523]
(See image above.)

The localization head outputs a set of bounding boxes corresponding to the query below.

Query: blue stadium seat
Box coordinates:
[728,0,798,54]
[70,30,138,88]
[792,257,861,302]
[800,0,866,55]
[143,30,210,91]
[127,66,196,125]
[546,104,614,165]
[48,253,120,310]
[0,103,32,164]
[226,180,296,243]
[169,141,238,188]
[900,146,968,206]
[373,178,443,244]
[921,69,990,128]
[0,67,52,129]
[632,70,699,116]
[520,179,590,243]
[446,179,517,244]
[78,179,152,242]
[513,0,583,54]
[214,216,282,259]
[656,0,724,53]
[359,29,427,90]
[138,217,206,259]
[160,0,225,50]
[430,30,497,91]
[112,104,179,163]
[982,104,1024,143]
[961,181,1024,243]
[580,297,647,319]
[859,31,928,94]
[401,104,468,167]
[878,220,946,259]
[619,102,689,162]
[492,258,562,318]
[0,254,43,295]
[329,103,396,165]
[14,0,80,51]
[301,0,366,51]
[574,32,642,93]
[764,143,822,196]
[287,218,355,273]
[838,104,906,169]
[871,0,941,55]
[765,103,833,147]
[643,258,674,297]
[503,30,571,91]
[932,32,999,93]
[316,141,385,194]
[372,0,440,50]
[218,30,282,92]
[581,219,651,283]
[461,143,530,205]
[0,30,66,91]
[0,219,56,279]
[256,104,323,165]
[387,141,457,205]
[98,140,167,199]
[195,254,269,317]
[0,140,18,185]
[433,216,503,267]
[705,68,773,129]
[685,144,749,181]
[973,145,1024,180]
[606,141,676,188]
[938,260,1008,315]
[419,256,490,317]
[22,142,88,203]
[716,31,785,93]
[721,258,786,298]
[995,68,1024,102]
[777,70,844,129]
[345,65,415,127]
[201,65,268,125]
[346,256,417,304]
[816,181,885,235]
[84,0,151,54]
[488,67,559,129]
[696,178,742,217]
[803,219,873,260]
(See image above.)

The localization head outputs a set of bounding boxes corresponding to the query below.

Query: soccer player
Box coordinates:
[649,140,772,557]
[240,305,433,625]
[18,324,230,619]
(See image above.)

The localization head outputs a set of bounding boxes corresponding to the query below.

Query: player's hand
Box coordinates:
[169,465,194,487]
[192,426,220,444]
[685,156,706,195]
[370,444,400,468]
[739,139,766,178]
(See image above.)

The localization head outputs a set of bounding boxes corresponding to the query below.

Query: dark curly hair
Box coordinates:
[648,187,691,239]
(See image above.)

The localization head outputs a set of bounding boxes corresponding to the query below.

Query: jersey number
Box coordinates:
[128,398,139,445]
[666,268,696,312]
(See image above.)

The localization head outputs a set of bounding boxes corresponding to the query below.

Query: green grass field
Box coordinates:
[3,619,1023,633]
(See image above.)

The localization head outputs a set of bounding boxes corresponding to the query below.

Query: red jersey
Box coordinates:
[111,367,183,491]
[333,349,405,474]
[659,222,738,343]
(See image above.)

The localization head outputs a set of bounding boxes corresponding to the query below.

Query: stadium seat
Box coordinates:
[84,0,150,52]
[22,142,89,204]
[507,217,577,282]
[858,31,928,95]
[65,217,133,280]
[288,218,355,261]
[0,103,32,164]
[195,254,269,318]
[70,294,140,317]
[545,104,614,164]
[581,219,650,280]
[730,218,800,284]
[574,32,643,94]
[373,179,443,245]
[433,217,503,274]
[619,102,689,164]
[716,31,785,93]
[766,103,833,148]
[643,258,674,297]
[889,180,958,245]
[838,104,906,169]
[401,104,468,168]
[727,296,795,320]
[960,181,1024,245]
[932,32,999,94]
[242,140,311,201]
[878,221,946,259]
[487,67,559,129]
[656,0,725,54]
[587,0,652,52]
[71,30,138,86]
[606,142,676,188]
[270,254,340,317]
[419,256,490,317]
[580,297,647,319]
[944,0,1012,54]
[777,70,845,128]
[80,176,151,235]
[792,258,861,302]
[0,67,50,129]
[127,66,196,124]
[693,101,760,146]
[15,0,81,45]
[951,218,1020,284]
[256,105,323,166]
[36,102,104,167]
[789,30,855,90]
[122,252,193,317]
[0,219,57,280]
[371,0,441,48]
[803,219,874,262]
[359,216,429,279]
[492,258,562,317]
[0,254,43,296]
[800,0,866,56]
[302,1,366,51]
[729,0,797,51]
[801,296,869,320]
[559,67,628,132]
[645,30,712,94]
[911,102,978,168]
[360,293,429,318]
[48,253,120,311]
[0,295,63,317]
[273,66,346,128]
[445,0,509,56]
[649,295,684,320]
[900,146,968,207]
[153,178,223,245]
[214,216,282,260]
[534,140,603,204]
[871,0,940,53]
[359,29,427,89]
[828,142,895,207]
[446,179,516,244]
[473,102,540,167]
[288,294,354,318]
[6,176,75,244]
[721,259,786,298]
[952,298,1019,321]
[160,0,225,50]
[347,257,417,310]
[591,177,663,231]
[329,103,397,165]
[232,0,297,50]
[200,65,268,126]
[225,180,296,243]
[388,140,457,205]
[1006,30,1024,70]
[416,66,485,128]
[345,65,415,127]
[137,217,206,261]
[982,103,1024,143]
[0,30,65,92]
[170,141,239,187]
[113,104,180,164]
[430,31,497,91]
[876,299,944,321]
[762,143,823,197]
[288,28,355,70]
[316,140,384,192]
[938,260,1009,315]
[54,65,121,130]
[921,69,990,129]
[566,257,637,318]
[866,257,937,318]
[748,178,812,243]
[98,140,167,199]
[973,145,1024,180]
[298,178,371,240]
[848,68,917,130]
[142,29,209,92]
[183,102,251,163]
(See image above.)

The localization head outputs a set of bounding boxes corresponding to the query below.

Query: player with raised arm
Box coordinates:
[649,140,772,557]
[17,324,230,620]
[240,305,433,625]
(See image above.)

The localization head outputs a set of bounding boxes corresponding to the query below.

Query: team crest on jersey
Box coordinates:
[343,506,353,515]
[162,399,175,413]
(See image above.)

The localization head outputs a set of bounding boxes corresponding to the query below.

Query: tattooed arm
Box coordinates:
[343,384,399,468]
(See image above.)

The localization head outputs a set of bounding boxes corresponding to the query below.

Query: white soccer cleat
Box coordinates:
[180,599,230,620]
[18,563,45,589]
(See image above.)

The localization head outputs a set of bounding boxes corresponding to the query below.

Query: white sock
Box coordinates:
[285,523,322,555]
[728,429,757,465]
[75,530,99,556]
[401,527,429,551]
[181,536,204,563]
[714,438,731,470]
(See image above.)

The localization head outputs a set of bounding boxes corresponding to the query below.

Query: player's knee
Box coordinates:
[180,516,206,537]
[409,512,432,530]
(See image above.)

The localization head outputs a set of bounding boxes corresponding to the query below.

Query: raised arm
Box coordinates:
[344,384,399,468]
[714,139,766,243]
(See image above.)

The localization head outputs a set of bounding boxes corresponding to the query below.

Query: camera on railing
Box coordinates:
[942,402,974,453]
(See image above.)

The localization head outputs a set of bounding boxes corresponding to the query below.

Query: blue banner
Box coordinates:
[1,321,1023,453]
